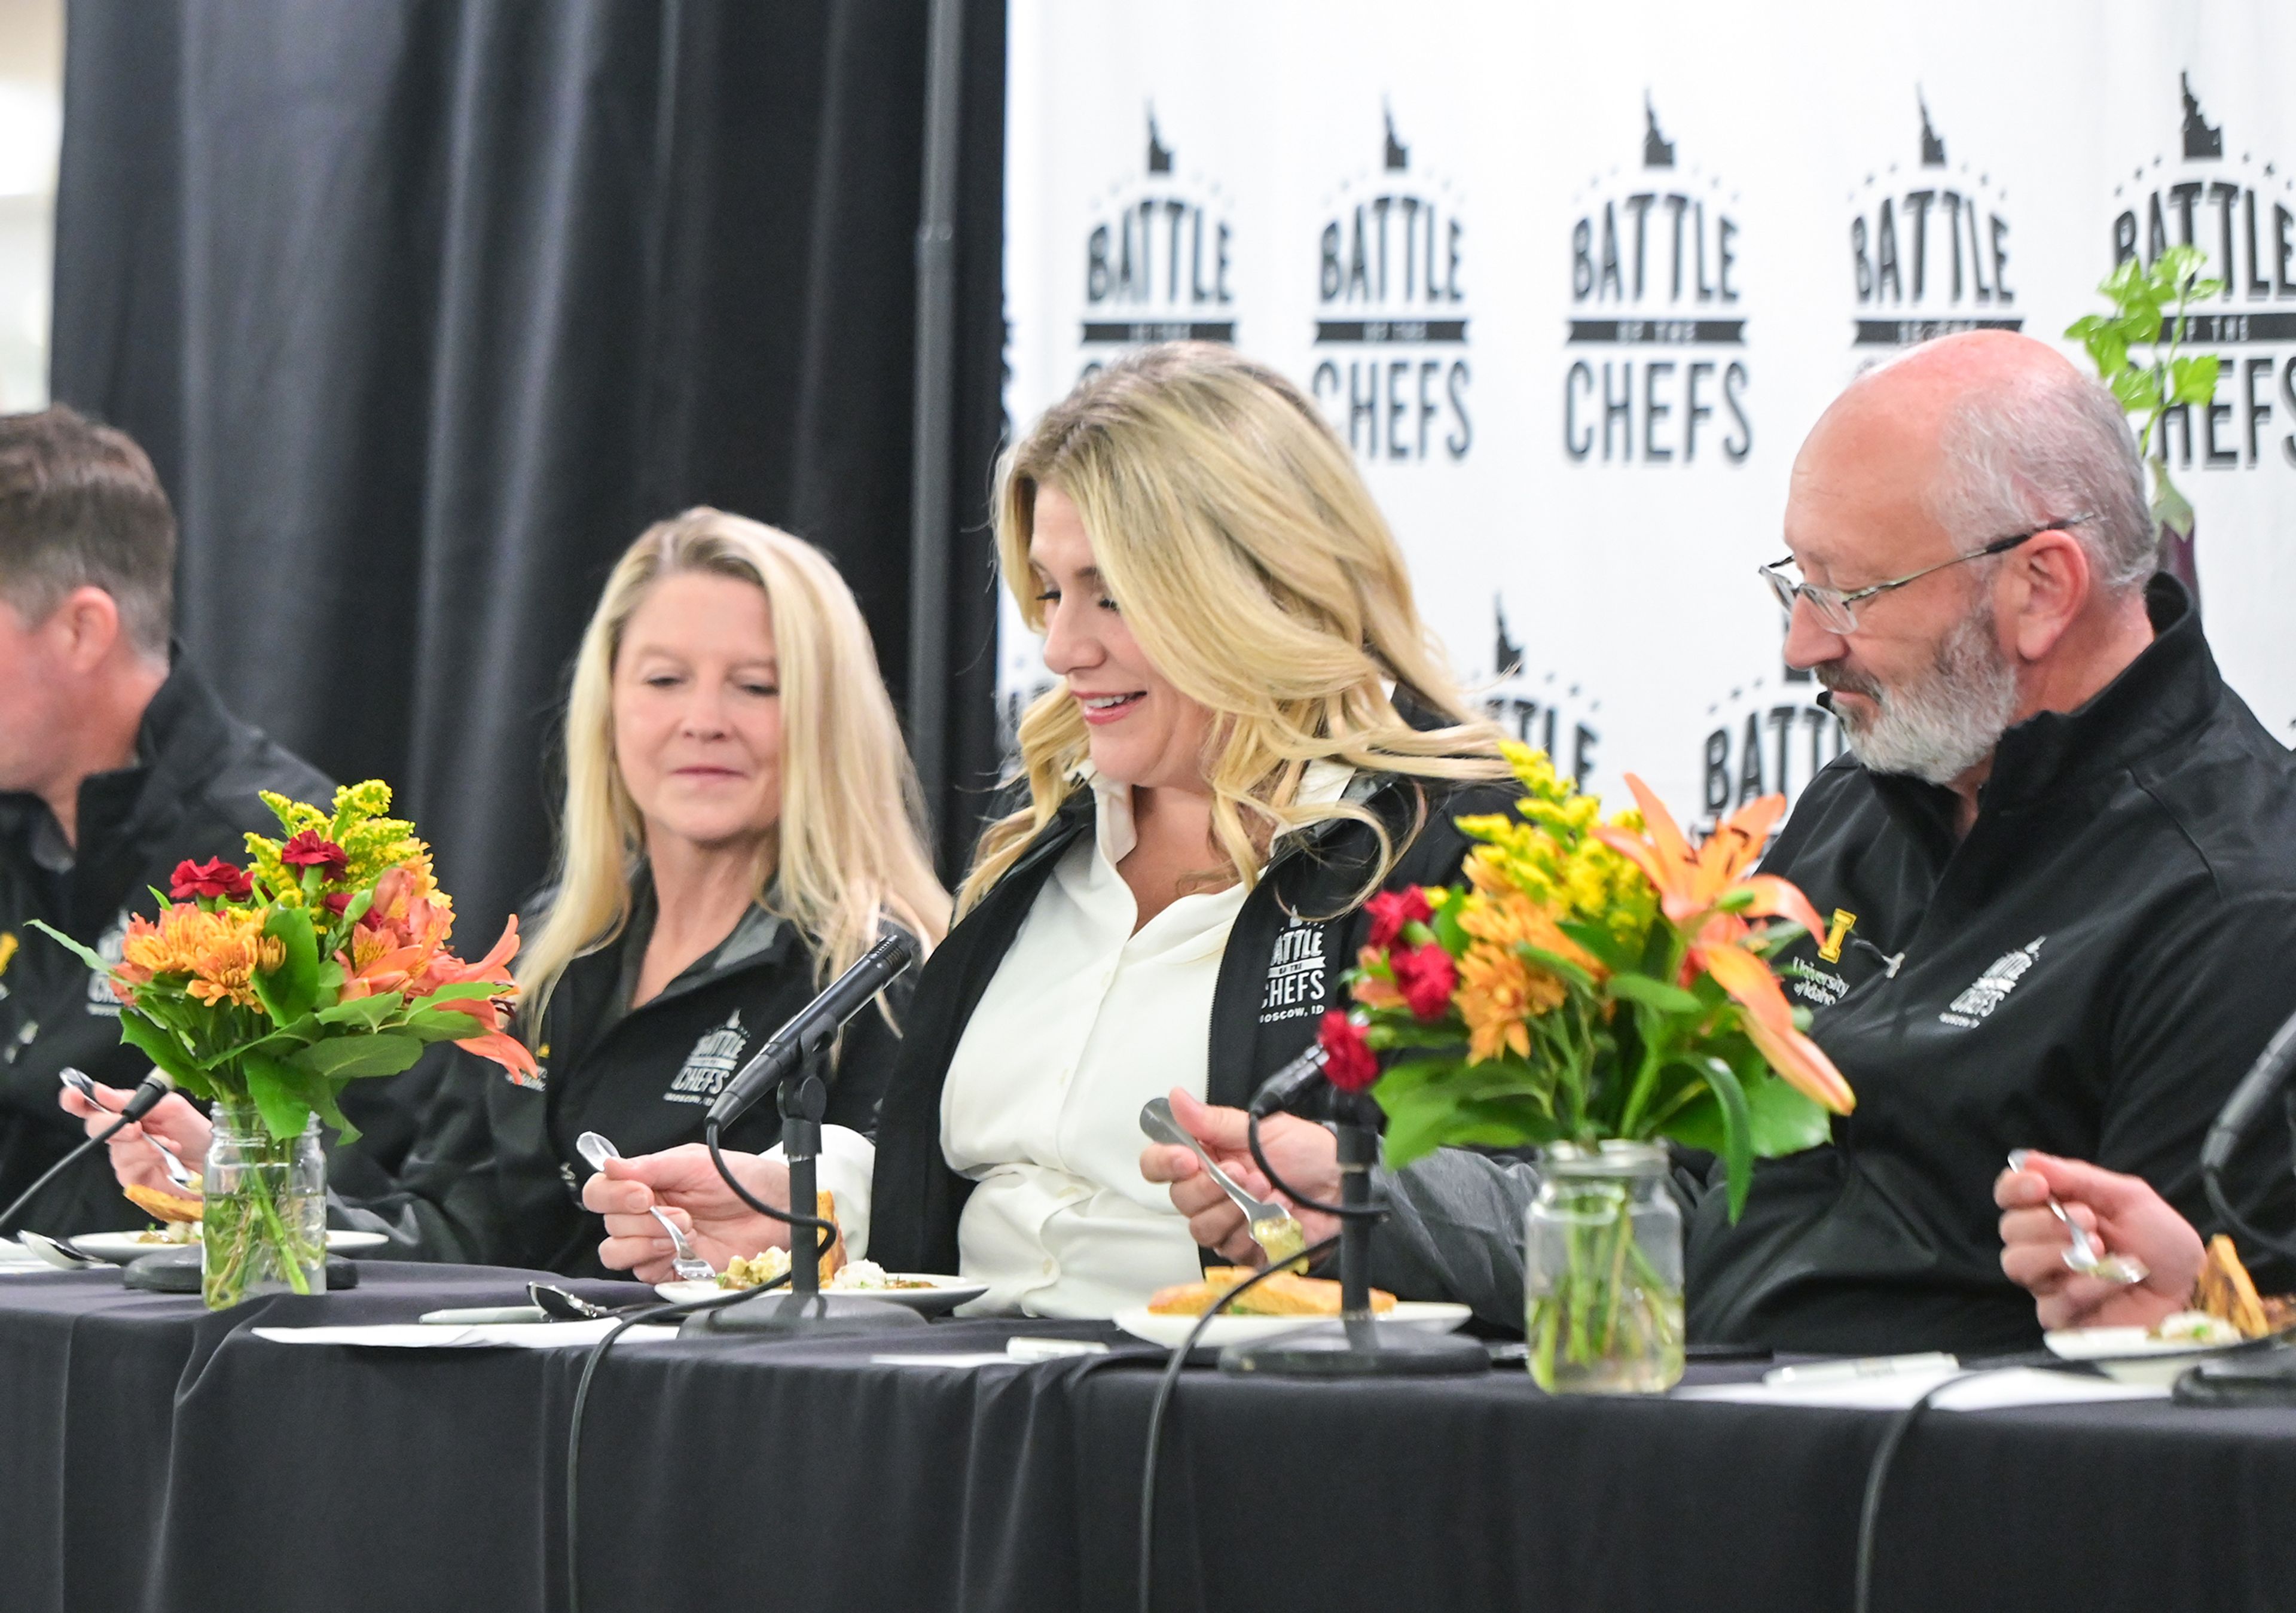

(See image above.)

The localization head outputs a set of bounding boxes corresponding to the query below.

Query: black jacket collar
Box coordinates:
[0,651,237,862]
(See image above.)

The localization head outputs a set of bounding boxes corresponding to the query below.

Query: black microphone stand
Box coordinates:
[1220,1089,1486,1377]
[682,1073,922,1338]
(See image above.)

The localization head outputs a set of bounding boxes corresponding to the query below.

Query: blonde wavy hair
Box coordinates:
[960,342,1507,914]
[520,508,951,1025]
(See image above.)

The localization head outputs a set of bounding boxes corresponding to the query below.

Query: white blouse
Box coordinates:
[811,764,1348,1315]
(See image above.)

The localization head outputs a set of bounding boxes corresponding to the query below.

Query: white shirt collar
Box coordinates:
[1080,760,1355,868]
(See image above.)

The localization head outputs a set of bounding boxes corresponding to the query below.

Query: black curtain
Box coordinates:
[48,0,1008,942]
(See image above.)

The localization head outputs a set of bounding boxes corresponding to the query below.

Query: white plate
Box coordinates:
[2043,1325,2248,1387]
[655,1273,990,1317]
[68,1228,389,1264]
[1114,1300,1473,1350]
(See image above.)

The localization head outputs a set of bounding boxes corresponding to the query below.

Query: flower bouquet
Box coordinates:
[35,782,535,1307]
[1321,745,1855,1392]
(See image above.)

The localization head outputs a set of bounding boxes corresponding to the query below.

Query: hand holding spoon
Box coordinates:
[2007,1150,2148,1285]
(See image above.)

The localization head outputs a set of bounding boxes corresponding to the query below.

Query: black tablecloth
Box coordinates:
[6,1263,2296,1612]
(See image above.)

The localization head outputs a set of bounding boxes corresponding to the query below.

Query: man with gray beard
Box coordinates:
[1149,330,2296,1355]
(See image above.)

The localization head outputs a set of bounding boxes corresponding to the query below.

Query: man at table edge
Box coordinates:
[1147,330,2296,1355]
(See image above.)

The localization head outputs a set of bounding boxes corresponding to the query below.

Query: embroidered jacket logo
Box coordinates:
[1941,937,2045,1029]
[1259,919,1328,1023]
[664,1011,747,1104]
[85,913,130,1020]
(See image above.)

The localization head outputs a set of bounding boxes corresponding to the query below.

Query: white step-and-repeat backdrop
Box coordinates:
[1000,0,2296,830]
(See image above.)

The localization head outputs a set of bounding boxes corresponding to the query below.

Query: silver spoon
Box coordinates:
[573,1130,715,1282]
[1140,1097,1307,1266]
[19,1231,105,1270]
[2007,1151,2148,1285]
[527,1282,661,1322]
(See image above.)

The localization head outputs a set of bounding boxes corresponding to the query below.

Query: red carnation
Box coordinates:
[1365,886,1434,952]
[1318,1010,1380,1092]
[320,891,355,916]
[1389,942,1458,1022]
[279,831,349,880]
[170,857,252,901]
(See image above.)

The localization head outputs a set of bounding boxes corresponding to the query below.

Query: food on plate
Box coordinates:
[2150,1310,2242,1346]
[130,1222,201,1245]
[712,1194,863,1295]
[2188,1236,2295,1340]
[124,1182,203,1224]
[1147,1265,1396,1318]
[819,1262,932,1292]
[719,1246,790,1290]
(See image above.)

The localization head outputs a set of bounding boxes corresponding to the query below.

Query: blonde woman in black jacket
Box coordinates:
[69,510,948,1276]
[587,344,1521,1313]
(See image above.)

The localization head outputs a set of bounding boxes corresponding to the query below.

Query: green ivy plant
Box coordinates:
[2065,243,2223,539]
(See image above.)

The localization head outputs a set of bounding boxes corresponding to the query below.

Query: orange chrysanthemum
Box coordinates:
[1456,871,1604,980]
[121,905,284,1011]
[1457,941,1562,1065]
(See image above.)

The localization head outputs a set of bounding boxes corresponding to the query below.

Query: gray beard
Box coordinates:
[1821,601,2019,786]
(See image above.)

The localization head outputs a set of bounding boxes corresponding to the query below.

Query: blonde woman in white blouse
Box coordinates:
[584,343,1519,1315]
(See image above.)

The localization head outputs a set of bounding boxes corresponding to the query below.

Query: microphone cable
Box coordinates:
[563,1273,790,1613]
[0,1072,176,1236]
[704,1118,839,1272]
[1135,1233,1341,1613]
[1247,1110,1386,1222]
[1850,1327,2296,1613]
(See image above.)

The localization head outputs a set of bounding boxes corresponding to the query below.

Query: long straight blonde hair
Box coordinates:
[960,343,1507,914]
[520,509,951,1024]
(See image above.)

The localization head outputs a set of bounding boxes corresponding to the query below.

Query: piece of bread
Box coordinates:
[1146,1265,1396,1317]
[124,1182,203,1224]
[2195,1234,2269,1338]
[816,1190,847,1285]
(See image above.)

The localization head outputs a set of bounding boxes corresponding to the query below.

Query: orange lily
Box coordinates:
[1593,775,1855,1115]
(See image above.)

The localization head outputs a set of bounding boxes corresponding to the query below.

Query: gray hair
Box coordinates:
[0,405,176,660]
[1925,364,2155,595]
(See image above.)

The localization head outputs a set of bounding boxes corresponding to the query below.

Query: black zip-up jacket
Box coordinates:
[1373,576,2296,1352]
[1687,575,2296,1353]
[0,659,426,1234]
[867,767,1523,1276]
[334,882,910,1279]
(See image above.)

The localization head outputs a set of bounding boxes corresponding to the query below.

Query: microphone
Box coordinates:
[1247,1042,1330,1119]
[120,1069,177,1123]
[706,931,920,1127]
[2202,1002,2296,1172]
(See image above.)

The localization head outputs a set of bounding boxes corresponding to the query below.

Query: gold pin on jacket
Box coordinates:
[1817,909,1857,963]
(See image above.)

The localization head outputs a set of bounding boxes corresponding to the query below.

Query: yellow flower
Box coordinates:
[1456,941,1562,1064]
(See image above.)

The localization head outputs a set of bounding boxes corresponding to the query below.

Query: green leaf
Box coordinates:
[398,1008,496,1043]
[315,993,401,1030]
[254,904,321,1025]
[289,1032,426,1082]
[1700,1057,1755,1221]
[242,1050,313,1141]
[1742,1072,1833,1157]
[1516,944,1599,991]
[1558,919,1635,973]
[404,981,499,1011]
[25,919,111,975]
[1429,886,1469,955]
[2169,352,2220,407]
[1606,972,1703,1016]
[2109,366,2161,413]
[117,1010,213,1099]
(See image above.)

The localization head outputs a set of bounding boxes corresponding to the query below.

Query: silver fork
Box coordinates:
[1140,1097,1307,1266]
[2007,1151,2147,1285]
[575,1130,715,1281]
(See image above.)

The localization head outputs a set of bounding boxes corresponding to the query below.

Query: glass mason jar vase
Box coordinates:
[1522,1141,1684,1394]
[201,1103,326,1310]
